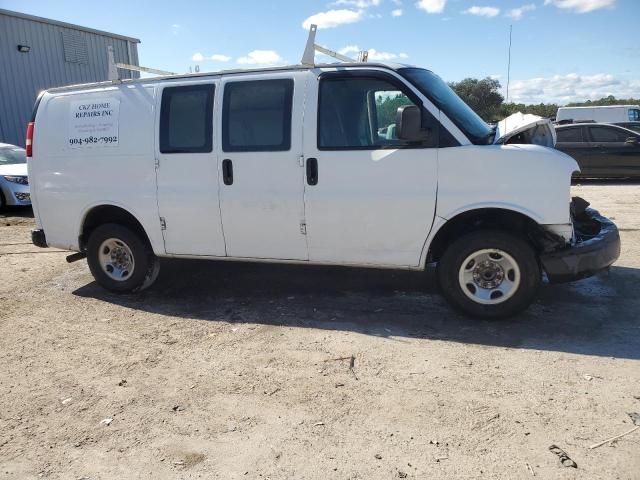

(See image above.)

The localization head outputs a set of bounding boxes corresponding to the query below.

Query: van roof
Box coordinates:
[558,105,640,109]
[45,61,413,94]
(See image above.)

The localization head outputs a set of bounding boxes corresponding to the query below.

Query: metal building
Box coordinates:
[0,9,140,146]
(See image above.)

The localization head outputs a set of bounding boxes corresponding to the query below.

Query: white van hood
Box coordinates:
[494,112,557,147]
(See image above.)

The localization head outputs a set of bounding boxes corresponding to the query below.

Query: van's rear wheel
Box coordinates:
[87,223,159,293]
[438,230,540,318]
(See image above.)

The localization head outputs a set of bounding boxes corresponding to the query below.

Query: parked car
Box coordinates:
[557,105,640,124]
[0,143,30,209]
[27,60,620,318]
[616,122,640,134]
[555,123,640,178]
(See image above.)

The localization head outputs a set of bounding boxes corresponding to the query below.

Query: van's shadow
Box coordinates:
[73,259,640,360]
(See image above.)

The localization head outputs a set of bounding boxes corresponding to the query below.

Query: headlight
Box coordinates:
[3,176,29,185]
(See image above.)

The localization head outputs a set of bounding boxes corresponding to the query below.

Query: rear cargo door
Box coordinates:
[155,81,227,256]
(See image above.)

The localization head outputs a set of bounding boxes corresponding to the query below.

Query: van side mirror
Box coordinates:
[396,105,429,142]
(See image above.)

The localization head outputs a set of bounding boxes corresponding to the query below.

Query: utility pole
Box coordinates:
[506,24,513,103]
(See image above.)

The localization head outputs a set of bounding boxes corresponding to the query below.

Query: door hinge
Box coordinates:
[299,221,307,235]
[154,157,160,170]
[160,217,166,230]
[298,155,304,167]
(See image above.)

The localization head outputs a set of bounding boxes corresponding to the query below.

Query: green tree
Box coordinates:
[501,102,559,119]
[566,95,640,107]
[449,77,504,122]
[375,93,412,129]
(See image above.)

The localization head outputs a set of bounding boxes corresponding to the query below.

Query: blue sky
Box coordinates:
[4,0,639,104]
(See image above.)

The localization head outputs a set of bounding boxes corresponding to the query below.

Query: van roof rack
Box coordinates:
[300,24,368,66]
[106,25,368,82]
[107,46,175,81]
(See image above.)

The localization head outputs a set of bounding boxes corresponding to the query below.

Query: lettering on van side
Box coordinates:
[68,99,120,149]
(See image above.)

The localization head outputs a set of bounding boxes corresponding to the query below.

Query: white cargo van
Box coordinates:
[27,40,620,318]
[557,105,640,124]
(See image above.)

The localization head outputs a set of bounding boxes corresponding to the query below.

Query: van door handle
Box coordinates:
[222,159,233,185]
[306,158,318,185]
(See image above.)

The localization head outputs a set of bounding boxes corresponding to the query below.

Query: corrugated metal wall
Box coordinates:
[0,12,140,146]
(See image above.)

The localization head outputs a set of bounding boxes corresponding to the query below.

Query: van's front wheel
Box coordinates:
[87,223,159,293]
[438,230,540,318]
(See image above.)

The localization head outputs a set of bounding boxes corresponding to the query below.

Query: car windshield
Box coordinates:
[400,67,495,145]
[0,146,27,165]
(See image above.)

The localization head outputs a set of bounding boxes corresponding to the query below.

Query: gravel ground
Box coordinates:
[1,183,639,480]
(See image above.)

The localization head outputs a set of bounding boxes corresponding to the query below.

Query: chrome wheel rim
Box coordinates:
[98,238,135,281]
[458,249,520,305]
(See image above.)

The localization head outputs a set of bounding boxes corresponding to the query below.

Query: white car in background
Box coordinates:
[0,143,31,208]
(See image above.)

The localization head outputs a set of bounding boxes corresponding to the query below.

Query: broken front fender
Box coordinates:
[540,209,621,283]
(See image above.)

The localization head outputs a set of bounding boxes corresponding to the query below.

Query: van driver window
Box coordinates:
[318,76,436,149]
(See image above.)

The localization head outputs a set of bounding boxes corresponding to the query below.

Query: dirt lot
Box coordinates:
[1,184,639,480]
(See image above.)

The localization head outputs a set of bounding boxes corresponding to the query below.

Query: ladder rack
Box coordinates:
[301,24,368,66]
[106,24,369,82]
[107,46,175,81]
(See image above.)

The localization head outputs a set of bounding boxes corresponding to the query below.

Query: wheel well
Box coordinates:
[80,205,150,251]
[427,208,544,263]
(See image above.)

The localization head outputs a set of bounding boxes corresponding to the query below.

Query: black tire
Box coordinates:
[86,223,160,293]
[437,230,540,319]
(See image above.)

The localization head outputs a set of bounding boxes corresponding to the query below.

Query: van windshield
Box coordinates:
[400,68,495,145]
[0,147,26,165]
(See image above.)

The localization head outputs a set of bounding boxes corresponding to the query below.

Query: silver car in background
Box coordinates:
[0,143,30,208]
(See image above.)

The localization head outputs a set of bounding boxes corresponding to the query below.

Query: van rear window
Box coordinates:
[160,85,214,154]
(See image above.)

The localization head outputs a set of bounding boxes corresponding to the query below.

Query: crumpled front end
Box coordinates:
[539,197,621,283]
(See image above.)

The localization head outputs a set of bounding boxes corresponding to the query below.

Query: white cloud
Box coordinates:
[506,4,536,19]
[338,45,361,56]
[508,73,639,104]
[191,52,204,62]
[302,9,364,29]
[369,49,409,61]
[331,0,381,7]
[463,6,500,17]
[236,50,284,65]
[337,45,408,61]
[543,0,615,13]
[210,54,231,62]
[416,0,447,14]
[171,24,181,35]
[392,8,403,16]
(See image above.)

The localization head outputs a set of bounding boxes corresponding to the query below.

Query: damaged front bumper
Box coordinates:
[540,208,620,283]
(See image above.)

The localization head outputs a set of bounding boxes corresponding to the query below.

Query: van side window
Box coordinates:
[318,75,438,149]
[556,127,584,143]
[222,79,293,152]
[160,85,214,154]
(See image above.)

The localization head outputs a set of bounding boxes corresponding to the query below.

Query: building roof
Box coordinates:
[0,8,141,43]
